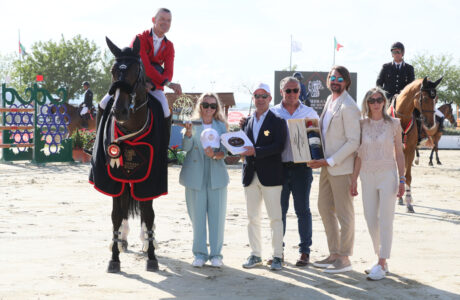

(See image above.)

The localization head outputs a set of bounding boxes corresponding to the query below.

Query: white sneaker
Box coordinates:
[367,264,386,280]
[210,257,223,268]
[365,263,389,275]
[192,258,205,268]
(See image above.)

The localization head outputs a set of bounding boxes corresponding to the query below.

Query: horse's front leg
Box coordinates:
[140,200,159,271]
[414,148,420,165]
[429,148,434,166]
[435,145,442,165]
[108,194,127,273]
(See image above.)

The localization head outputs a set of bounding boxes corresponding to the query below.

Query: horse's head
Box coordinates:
[441,102,456,126]
[106,36,146,124]
[415,77,443,130]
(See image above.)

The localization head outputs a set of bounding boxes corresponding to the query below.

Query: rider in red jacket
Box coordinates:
[99,8,181,118]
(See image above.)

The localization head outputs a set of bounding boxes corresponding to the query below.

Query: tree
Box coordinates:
[12,35,107,101]
[410,53,460,105]
[91,49,115,102]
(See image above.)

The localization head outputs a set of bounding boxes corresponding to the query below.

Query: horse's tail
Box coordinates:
[119,189,140,218]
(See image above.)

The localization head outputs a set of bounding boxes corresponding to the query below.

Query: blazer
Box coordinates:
[319,91,361,176]
[179,119,229,190]
[134,29,175,91]
[242,110,287,187]
[376,61,415,99]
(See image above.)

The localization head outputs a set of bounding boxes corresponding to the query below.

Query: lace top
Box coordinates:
[358,117,402,172]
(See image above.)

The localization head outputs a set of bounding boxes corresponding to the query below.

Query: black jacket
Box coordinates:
[242,110,287,187]
[376,62,415,99]
[83,89,93,109]
[89,94,168,201]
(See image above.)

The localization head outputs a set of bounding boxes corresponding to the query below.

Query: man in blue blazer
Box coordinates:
[240,83,287,271]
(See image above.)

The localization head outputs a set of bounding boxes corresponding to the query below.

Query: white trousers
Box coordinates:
[98,90,170,118]
[244,174,283,258]
[360,169,398,259]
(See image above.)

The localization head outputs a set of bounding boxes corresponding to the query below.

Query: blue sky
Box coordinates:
[1,0,459,107]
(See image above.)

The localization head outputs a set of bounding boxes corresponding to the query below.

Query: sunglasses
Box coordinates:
[391,50,402,55]
[201,102,217,109]
[254,94,269,99]
[330,76,344,83]
[284,88,299,94]
[368,97,384,104]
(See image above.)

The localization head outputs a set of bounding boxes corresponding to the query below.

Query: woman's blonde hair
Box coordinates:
[361,87,392,122]
[192,92,228,126]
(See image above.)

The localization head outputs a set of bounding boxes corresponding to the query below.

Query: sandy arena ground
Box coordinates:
[1,149,459,299]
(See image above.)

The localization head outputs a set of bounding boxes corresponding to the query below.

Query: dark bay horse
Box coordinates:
[415,102,456,166]
[90,37,168,273]
[389,77,442,212]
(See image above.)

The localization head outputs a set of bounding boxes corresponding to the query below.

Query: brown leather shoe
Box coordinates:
[295,253,309,266]
[267,254,284,265]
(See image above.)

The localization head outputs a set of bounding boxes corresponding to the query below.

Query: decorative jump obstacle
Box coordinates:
[1,83,73,163]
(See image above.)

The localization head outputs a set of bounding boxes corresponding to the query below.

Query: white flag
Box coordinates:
[291,40,302,52]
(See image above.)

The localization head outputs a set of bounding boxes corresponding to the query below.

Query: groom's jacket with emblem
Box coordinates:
[89,94,168,201]
[241,110,287,187]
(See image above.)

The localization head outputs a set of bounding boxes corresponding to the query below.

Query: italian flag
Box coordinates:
[334,37,344,51]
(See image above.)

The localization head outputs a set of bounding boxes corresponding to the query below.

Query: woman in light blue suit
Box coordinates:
[179,92,229,268]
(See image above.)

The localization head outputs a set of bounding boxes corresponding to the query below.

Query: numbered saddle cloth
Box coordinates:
[89,95,168,201]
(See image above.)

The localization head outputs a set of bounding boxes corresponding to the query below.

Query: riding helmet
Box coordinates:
[391,42,405,53]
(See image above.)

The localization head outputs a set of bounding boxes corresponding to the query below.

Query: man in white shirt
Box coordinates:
[309,66,361,273]
[270,77,319,267]
[240,83,287,271]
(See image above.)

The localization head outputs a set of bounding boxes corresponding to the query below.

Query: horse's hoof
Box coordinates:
[107,260,121,273]
[146,259,159,272]
[414,158,419,165]
[437,161,442,165]
[406,204,415,213]
[429,162,433,166]
[398,198,404,205]
[121,240,128,252]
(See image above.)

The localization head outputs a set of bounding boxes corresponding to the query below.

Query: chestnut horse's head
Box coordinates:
[106,37,146,125]
[416,77,443,130]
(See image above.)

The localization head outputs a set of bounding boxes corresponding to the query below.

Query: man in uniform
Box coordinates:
[80,81,93,128]
[376,42,415,101]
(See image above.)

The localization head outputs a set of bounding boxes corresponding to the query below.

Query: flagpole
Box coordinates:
[19,29,22,86]
[290,35,292,71]
[333,36,336,66]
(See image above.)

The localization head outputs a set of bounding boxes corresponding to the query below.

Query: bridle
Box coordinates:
[108,56,148,113]
[417,87,436,124]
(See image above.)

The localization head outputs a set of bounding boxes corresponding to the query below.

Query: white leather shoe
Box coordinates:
[367,264,386,280]
[210,257,223,268]
[365,263,389,274]
[192,258,205,268]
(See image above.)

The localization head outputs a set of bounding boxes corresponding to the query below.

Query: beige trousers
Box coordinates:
[244,174,283,258]
[360,169,398,259]
[318,168,355,256]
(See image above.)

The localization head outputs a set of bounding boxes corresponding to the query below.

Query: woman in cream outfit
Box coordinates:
[350,87,405,281]
[179,93,229,268]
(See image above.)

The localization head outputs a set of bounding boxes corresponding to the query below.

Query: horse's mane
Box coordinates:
[398,78,422,101]
[396,78,423,112]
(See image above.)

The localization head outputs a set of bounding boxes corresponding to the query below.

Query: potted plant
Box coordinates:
[71,129,96,163]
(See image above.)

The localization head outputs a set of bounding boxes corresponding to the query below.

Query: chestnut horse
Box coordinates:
[389,77,442,213]
[415,102,456,166]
